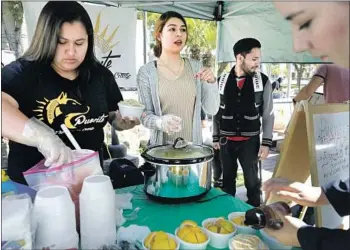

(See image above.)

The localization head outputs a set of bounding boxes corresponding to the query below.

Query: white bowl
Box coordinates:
[174,227,210,250]
[201,218,237,249]
[142,232,180,250]
[228,234,269,250]
[259,229,292,250]
[118,102,145,119]
[228,212,257,235]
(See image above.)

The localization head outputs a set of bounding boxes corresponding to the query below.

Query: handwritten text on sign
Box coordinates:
[315,114,349,182]
[313,111,349,228]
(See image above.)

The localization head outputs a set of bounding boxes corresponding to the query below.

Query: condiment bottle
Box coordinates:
[244,201,291,230]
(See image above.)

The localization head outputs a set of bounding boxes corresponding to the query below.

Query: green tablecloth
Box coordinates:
[116,185,301,250]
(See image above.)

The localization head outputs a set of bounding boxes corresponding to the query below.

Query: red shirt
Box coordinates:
[227,76,250,141]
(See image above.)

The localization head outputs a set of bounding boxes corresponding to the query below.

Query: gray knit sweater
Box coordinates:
[137,58,220,146]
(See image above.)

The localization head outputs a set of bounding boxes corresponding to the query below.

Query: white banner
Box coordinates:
[22,2,137,88]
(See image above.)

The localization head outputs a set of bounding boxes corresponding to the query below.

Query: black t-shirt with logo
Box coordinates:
[2,59,123,183]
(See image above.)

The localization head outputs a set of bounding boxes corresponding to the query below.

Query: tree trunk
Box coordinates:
[217,62,229,76]
[293,63,305,91]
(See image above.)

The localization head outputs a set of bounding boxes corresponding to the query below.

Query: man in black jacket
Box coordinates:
[213,38,274,207]
[262,178,350,250]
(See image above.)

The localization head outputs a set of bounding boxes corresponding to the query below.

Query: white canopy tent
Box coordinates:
[87,0,322,64]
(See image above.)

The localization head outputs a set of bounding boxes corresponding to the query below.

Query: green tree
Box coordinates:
[185,18,216,51]
[293,64,316,90]
[217,62,230,76]
[2,1,23,58]
[293,64,305,90]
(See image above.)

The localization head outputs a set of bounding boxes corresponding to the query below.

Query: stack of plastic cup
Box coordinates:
[2,194,33,249]
[80,175,117,249]
[34,186,79,249]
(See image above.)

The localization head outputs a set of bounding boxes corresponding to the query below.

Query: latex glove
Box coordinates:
[112,110,141,131]
[195,67,216,83]
[22,117,72,167]
[264,211,306,247]
[258,145,270,160]
[262,178,329,207]
[155,114,182,134]
[213,142,220,150]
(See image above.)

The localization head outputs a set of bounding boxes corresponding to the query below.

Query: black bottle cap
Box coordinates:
[244,208,266,229]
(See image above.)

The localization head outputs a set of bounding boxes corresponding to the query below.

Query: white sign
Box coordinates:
[313,112,349,228]
[22,2,137,88]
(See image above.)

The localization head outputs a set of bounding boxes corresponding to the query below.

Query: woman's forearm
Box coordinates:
[2,92,30,144]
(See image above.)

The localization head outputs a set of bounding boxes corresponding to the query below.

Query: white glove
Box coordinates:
[22,118,73,167]
[155,114,182,134]
[213,142,220,150]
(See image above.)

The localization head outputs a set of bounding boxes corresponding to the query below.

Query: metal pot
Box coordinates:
[140,138,214,203]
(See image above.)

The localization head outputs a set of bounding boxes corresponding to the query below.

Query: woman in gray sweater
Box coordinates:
[137,11,220,146]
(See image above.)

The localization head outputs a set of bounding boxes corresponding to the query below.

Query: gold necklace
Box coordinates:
[158,58,183,79]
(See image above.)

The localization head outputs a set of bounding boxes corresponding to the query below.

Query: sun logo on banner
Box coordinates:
[33,92,90,129]
[94,12,120,54]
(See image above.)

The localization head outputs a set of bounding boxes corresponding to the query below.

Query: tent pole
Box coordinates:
[120,2,175,8]
[287,63,292,98]
[215,20,221,77]
[222,3,255,18]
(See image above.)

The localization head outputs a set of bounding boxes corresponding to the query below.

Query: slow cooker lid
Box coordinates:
[145,143,212,160]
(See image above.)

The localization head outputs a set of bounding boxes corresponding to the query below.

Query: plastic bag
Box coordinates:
[23,149,103,229]
[2,194,34,249]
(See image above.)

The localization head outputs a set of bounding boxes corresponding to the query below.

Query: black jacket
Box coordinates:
[213,67,274,147]
[297,178,350,250]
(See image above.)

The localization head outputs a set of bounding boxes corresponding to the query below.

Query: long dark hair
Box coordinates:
[22,1,99,78]
[153,11,188,58]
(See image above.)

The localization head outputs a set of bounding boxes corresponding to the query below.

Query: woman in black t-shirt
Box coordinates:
[1,1,139,184]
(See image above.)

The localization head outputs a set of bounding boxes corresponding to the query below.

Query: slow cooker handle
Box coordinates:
[173,137,188,149]
[139,162,156,177]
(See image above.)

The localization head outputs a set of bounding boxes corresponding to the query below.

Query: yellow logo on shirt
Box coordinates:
[33,92,90,129]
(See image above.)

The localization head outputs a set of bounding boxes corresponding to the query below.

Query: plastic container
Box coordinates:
[2,194,33,249]
[201,218,237,249]
[228,212,257,234]
[118,102,145,119]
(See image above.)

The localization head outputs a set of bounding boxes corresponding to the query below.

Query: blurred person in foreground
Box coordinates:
[263,2,350,250]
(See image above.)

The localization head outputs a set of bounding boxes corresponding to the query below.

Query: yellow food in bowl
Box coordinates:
[144,231,177,250]
[205,218,235,234]
[180,220,198,228]
[177,220,208,244]
[231,216,245,226]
